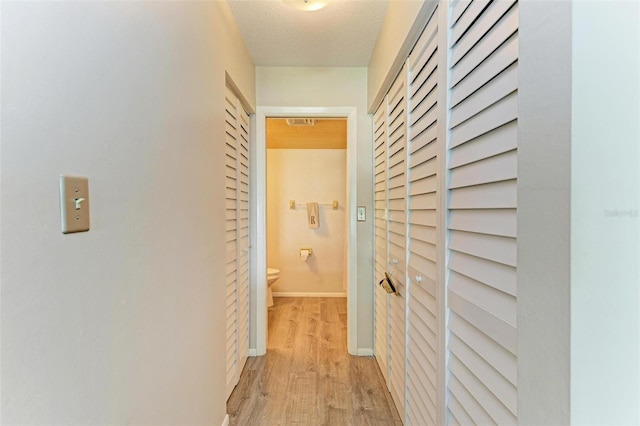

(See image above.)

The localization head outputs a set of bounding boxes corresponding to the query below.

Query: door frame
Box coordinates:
[253,106,358,355]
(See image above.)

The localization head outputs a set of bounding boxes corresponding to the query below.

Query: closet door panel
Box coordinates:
[446,1,519,423]
[373,102,389,383]
[237,107,251,376]
[386,66,407,421]
[225,87,251,400]
[224,86,239,400]
[406,7,441,425]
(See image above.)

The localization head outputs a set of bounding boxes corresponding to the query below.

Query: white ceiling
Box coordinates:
[227,0,389,67]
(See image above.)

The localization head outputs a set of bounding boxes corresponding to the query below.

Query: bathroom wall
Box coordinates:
[267,149,347,295]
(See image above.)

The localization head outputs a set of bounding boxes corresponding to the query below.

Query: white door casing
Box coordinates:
[253,106,358,356]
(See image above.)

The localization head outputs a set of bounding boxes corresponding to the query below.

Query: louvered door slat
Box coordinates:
[449,180,516,210]
[451,0,517,66]
[449,119,518,169]
[449,209,517,238]
[448,373,494,425]
[448,313,517,386]
[448,391,474,425]
[449,355,516,424]
[450,34,518,108]
[449,271,516,325]
[449,150,517,189]
[450,0,491,47]
[448,251,516,297]
[446,1,519,424]
[450,92,518,149]
[450,0,472,26]
[449,334,517,415]
[449,230,516,267]
[449,64,518,129]
[450,3,518,87]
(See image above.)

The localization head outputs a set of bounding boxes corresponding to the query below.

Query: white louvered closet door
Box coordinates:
[446,1,519,424]
[373,102,389,384]
[225,86,240,399]
[386,67,408,420]
[406,6,440,425]
[236,106,251,376]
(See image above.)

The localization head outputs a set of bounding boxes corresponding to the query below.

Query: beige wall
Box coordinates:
[1,2,254,424]
[256,66,374,349]
[267,149,347,295]
[367,0,436,112]
[218,2,256,110]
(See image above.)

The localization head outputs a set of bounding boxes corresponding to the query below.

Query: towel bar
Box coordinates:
[289,200,339,210]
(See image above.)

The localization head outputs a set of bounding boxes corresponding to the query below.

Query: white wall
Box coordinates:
[256,66,373,349]
[1,2,254,424]
[267,149,346,295]
[367,0,436,112]
[571,1,640,424]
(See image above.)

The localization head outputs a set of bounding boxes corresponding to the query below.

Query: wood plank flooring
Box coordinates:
[227,297,402,426]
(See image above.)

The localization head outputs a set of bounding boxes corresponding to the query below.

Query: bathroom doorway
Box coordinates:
[253,106,358,356]
[266,117,347,300]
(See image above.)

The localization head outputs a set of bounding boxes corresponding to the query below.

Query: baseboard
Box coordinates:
[273,292,347,298]
[357,348,374,356]
[249,348,258,357]
[221,414,229,426]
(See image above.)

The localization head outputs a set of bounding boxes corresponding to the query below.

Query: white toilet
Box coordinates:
[266,268,280,307]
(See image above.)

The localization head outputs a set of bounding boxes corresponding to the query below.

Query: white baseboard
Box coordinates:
[249,348,258,357]
[357,348,374,356]
[273,292,347,298]
[221,414,229,426]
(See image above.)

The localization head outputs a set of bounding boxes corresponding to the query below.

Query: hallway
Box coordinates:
[227,298,401,425]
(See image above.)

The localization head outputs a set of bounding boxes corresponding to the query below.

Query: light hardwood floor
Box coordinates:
[227,297,402,425]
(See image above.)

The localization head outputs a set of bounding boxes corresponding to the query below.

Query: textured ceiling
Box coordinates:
[227,0,389,67]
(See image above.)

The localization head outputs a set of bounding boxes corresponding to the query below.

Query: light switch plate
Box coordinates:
[357,206,366,222]
[60,175,90,234]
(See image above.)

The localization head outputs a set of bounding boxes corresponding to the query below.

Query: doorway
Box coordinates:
[253,106,358,356]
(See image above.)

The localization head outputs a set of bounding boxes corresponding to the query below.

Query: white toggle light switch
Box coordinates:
[60,175,90,234]
[357,206,366,222]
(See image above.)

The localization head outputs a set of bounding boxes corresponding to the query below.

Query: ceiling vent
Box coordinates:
[286,118,316,126]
